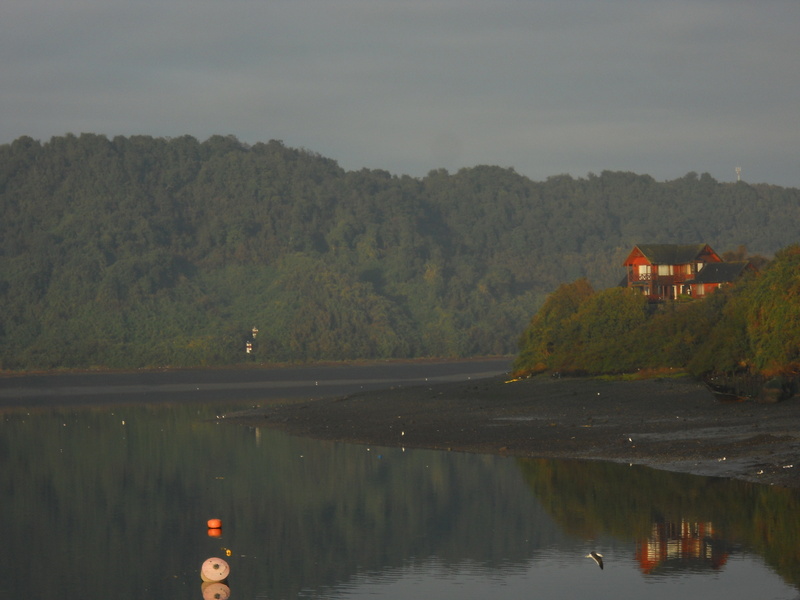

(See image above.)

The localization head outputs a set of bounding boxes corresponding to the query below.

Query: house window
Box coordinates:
[657,265,673,276]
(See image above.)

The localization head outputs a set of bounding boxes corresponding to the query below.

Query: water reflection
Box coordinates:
[635,520,728,574]
[516,457,800,589]
[1,402,799,600]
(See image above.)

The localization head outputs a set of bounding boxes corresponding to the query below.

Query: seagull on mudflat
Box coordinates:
[586,551,604,569]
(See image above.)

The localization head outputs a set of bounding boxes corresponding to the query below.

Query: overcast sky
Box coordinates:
[2,0,798,186]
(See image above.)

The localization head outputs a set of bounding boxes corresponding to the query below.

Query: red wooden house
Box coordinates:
[684,261,757,298]
[623,244,723,300]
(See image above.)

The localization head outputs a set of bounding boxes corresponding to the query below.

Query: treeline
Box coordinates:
[514,245,800,378]
[1,133,799,370]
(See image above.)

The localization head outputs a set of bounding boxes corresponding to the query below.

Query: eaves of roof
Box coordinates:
[634,243,710,264]
[686,261,751,284]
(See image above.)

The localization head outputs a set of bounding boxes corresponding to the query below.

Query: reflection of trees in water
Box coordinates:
[233,426,566,597]
[9,401,800,598]
[1,404,566,599]
[516,457,800,586]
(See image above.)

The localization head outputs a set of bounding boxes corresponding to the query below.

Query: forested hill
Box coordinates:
[1,133,799,370]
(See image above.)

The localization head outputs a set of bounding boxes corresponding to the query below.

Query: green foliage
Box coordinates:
[1,133,800,370]
[684,287,751,375]
[740,245,800,375]
[567,287,649,373]
[514,284,649,374]
[515,246,800,377]
[259,254,416,360]
[514,279,594,372]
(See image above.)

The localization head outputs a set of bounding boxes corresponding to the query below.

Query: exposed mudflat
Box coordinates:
[5,361,799,487]
[226,374,800,488]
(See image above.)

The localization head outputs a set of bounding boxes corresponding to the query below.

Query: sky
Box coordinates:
[2,0,798,187]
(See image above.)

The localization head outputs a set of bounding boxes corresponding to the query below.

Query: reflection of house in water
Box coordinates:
[636,520,729,574]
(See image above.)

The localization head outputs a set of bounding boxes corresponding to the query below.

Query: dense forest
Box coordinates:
[1,133,799,371]
[514,245,800,381]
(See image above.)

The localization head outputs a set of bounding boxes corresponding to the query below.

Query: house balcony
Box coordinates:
[629,273,692,285]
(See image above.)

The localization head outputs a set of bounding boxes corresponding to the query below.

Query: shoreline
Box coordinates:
[0,355,511,379]
[226,374,800,489]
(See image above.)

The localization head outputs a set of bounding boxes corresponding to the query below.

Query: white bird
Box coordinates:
[586,551,604,569]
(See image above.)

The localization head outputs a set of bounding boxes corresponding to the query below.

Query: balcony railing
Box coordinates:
[629,272,693,284]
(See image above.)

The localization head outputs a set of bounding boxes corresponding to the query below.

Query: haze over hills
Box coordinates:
[1,134,798,371]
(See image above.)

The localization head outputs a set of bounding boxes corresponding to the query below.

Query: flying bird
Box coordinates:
[586,551,604,569]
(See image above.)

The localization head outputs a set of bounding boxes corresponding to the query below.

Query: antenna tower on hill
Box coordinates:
[735,166,742,182]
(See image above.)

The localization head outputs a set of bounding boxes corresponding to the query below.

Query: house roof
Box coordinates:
[688,261,753,284]
[632,243,715,265]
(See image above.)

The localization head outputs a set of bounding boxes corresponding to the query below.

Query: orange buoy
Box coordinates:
[200,557,230,582]
[207,518,222,529]
[207,528,222,538]
[201,581,231,600]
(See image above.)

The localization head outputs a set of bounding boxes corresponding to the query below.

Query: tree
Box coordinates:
[741,245,800,375]
[514,279,594,374]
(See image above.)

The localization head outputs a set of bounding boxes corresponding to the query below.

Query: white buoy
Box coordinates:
[202,581,231,600]
[201,557,230,582]
[200,581,231,600]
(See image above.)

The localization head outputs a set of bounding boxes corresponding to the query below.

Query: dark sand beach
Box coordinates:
[227,374,800,488]
[4,360,800,488]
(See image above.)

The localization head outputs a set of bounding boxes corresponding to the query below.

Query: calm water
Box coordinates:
[2,364,800,599]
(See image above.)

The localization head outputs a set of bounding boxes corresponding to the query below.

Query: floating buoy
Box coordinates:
[201,581,231,600]
[207,518,222,529]
[201,557,230,582]
[207,528,222,538]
